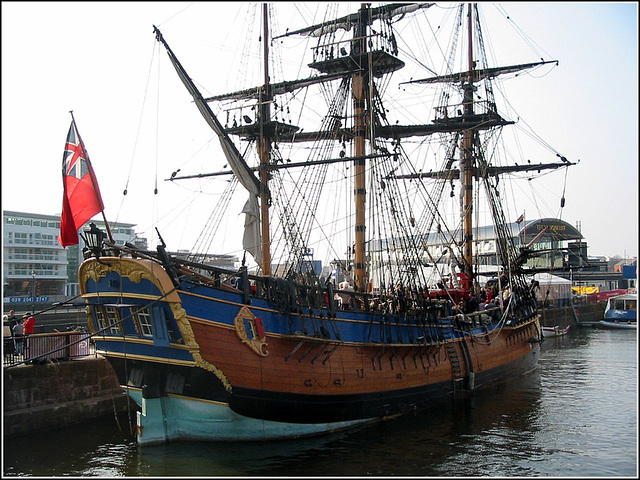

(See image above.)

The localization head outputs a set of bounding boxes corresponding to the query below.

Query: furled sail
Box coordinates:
[204,73,346,103]
[274,3,434,39]
[403,60,559,85]
[392,161,574,180]
[154,26,266,262]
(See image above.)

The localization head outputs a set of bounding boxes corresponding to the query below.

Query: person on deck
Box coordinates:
[337,281,353,310]
[333,293,343,309]
[453,300,465,314]
[456,271,470,291]
[486,287,494,303]
[479,288,487,302]
[465,296,479,314]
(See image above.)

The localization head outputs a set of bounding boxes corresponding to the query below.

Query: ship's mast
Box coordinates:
[461,2,475,287]
[353,4,369,292]
[259,3,272,276]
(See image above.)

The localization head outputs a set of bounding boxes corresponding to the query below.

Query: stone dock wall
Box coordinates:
[539,301,606,329]
[3,355,133,437]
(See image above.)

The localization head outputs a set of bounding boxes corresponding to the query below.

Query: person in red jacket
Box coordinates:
[22,313,36,335]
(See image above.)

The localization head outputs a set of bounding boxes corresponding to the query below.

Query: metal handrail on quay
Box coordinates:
[3,331,96,368]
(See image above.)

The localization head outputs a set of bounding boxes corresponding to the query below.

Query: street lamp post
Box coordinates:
[31,269,36,314]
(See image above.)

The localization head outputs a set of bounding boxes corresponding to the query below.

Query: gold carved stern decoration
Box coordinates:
[234,306,269,357]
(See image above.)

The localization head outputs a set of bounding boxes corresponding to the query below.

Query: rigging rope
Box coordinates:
[116,40,158,226]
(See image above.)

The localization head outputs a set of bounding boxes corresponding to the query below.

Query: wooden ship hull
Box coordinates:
[80,256,541,445]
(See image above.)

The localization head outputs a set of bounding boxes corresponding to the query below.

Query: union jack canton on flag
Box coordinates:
[58,119,104,247]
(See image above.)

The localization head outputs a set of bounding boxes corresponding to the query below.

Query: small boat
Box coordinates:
[599,293,637,329]
[70,3,578,445]
[542,325,570,337]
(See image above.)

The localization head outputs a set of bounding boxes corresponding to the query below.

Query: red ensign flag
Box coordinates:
[58,120,104,247]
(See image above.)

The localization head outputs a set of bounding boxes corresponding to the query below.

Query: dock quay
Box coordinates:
[573,302,608,327]
[539,301,607,329]
[3,354,132,437]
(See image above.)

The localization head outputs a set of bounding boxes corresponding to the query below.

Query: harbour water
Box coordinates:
[3,327,637,477]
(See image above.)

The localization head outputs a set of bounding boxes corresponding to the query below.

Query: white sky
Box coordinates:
[2,2,638,260]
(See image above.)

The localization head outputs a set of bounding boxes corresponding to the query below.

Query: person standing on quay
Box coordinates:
[8,310,18,331]
[23,313,36,335]
[12,318,25,355]
[22,313,36,359]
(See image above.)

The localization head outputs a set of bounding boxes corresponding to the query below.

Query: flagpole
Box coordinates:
[69,111,115,244]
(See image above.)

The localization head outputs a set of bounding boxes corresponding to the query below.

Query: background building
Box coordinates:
[3,210,144,312]
[3,211,635,315]
[368,217,635,293]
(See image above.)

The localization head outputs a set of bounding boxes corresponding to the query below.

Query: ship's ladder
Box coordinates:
[446,342,465,392]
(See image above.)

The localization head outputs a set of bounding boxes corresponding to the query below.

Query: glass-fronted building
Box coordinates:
[381,217,584,271]
[3,210,144,305]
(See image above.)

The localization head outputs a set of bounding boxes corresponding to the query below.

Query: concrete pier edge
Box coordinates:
[3,355,134,437]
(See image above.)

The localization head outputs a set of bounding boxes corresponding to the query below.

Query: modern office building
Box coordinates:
[2,210,144,308]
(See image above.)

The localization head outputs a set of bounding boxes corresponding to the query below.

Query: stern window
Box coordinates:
[132,307,153,337]
[93,306,121,335]
[106,307,121,334]
[94,307,107,332]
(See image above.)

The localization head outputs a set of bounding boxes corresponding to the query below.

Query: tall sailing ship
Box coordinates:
[78,3,574,445]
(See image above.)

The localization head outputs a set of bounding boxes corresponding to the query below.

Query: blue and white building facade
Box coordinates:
[3,210,144,310]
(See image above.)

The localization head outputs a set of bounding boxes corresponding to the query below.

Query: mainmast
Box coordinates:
[259,4,272,276]
[353,4,369,292]
[461,2,475,288]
